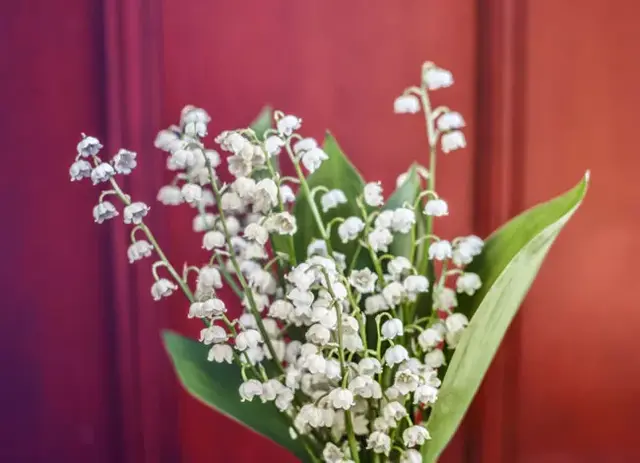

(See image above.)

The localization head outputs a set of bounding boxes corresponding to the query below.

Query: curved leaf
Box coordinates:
[293,133,365,263]
[423,172,589,462]
[162,331,308,461]
[250,106,273,141]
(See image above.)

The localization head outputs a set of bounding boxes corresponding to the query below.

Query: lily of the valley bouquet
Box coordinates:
[70,62,588,462]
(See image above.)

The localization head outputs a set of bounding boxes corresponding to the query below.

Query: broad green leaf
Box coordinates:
[423,173,589,462]
[382,165,423,259]
[250,106,273,141]
[162,331,309,461]
[293,133,365,263]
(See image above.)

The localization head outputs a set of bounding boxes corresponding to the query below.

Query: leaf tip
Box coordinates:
[584,169,591,183]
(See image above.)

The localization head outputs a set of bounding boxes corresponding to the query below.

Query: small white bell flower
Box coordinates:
[151,278,177,300]
[349,268,378,293]
[445,313,469,333]
[343,333,364,353]
[207,344,233,363]
[382,281,406,307]
[154,127,181,152]
[301,147,329,173]
[388,256,412,278]
[368,227,393,252]
[307,239,328,258]
[434,287,458,311]
[275,388,295,411]
[268,299,293,320]
[235,329,262,351]
[202,230,225,250]
[157,185,183,205]
[181,183,203,204]
[437,111,465,131]
[441,130,466,153]
[170,148,197,169]
[193,213,216,233]
[364,182,384,207]
[77,135,103,157]
[197,266,223,290]
[328,388,355,410]
[239,379,263,402]
[400,449,423,463]
[322,443,345,463]
[276,114,302,136]
[456,272,482,295]
[403,425,431,447]
[264,135,284,156]
[366,431,391,455]
[293,137,317,154]
[428,240,453,260]
[259,379,285,403]
[424,198,449,217]
[394,368,420,395]
[303,353,327,374]
[374,210,394,229]
[418,327,444,350]
[338,217,365,243]
[382,401,408,422]
[414,383,439,406]
[306,324,331,346]
[324,359,342,381]
[280,184,296,203]
[381,318,404,340]
[348,375,382,399]
[422,65,454,90]
[384,345,409,366]
[199,325,228,345]
[264,212,297,235]
[358,357,382,377]
[69,159,92,181]
[320,189,347,213]
[424,348,446,369]
[392,208,416,234]
[220,191,243,212]
[244,223,269,246]
[127,240,153,263]
[123,202,150,225]
[113,149,137,174]
[403,275,429,300]
[364,294,389,315]
[394,95,421,114]
[93,201,119,223]
[342,315,359,334]
[201,298,227,317]
[231,177,256,200]
[253,179,279,213]
[91,163,115,185]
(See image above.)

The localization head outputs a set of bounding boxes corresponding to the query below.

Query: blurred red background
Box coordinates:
[1,0,639,462]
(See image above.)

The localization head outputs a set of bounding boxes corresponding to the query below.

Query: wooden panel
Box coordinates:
[161,0,478,461]
[515,0,640,461]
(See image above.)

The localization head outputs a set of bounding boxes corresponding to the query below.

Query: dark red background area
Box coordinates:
[2,0,640,462]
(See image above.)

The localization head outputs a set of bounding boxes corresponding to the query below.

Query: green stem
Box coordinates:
[284,142,334,255]
[206,162,283,372]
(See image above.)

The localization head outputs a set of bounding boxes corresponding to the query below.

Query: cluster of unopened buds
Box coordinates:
[70,61,483,463]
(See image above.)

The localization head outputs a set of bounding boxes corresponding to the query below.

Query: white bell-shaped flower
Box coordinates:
[239,379,263,402]
[391,208,416,234]
[437,111,465,131]
[69,159,92,181]
[456,272,482,295]
[441,130,466,153]
[403,425,431,447]
[93,201,119,223]
[367,431,391,455]
[424,198,449,217]
[384,345,409,366]
[368,227,393,252]
[127,240,153,263]
[150,278,177,301]
[364,182,384,207]
[394,95,421,114]
[422,65,454,90]
[338,217,365,243]
[428,240,453,261]
[328,388,355,410]
[123,202,150,225]
[91,162,115,185]
[207,344,233,363]
[381,318,404,340]
[276,114,302,136]
[113,149,137,174]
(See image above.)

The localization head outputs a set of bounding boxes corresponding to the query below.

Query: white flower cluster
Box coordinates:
[70,62,483,462]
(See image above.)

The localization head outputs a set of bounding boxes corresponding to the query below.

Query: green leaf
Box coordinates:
[250,106,273,141]
[422,172,589,462]
[162,331,309,461]
[293,132,365,263]
[382,165,423,259]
